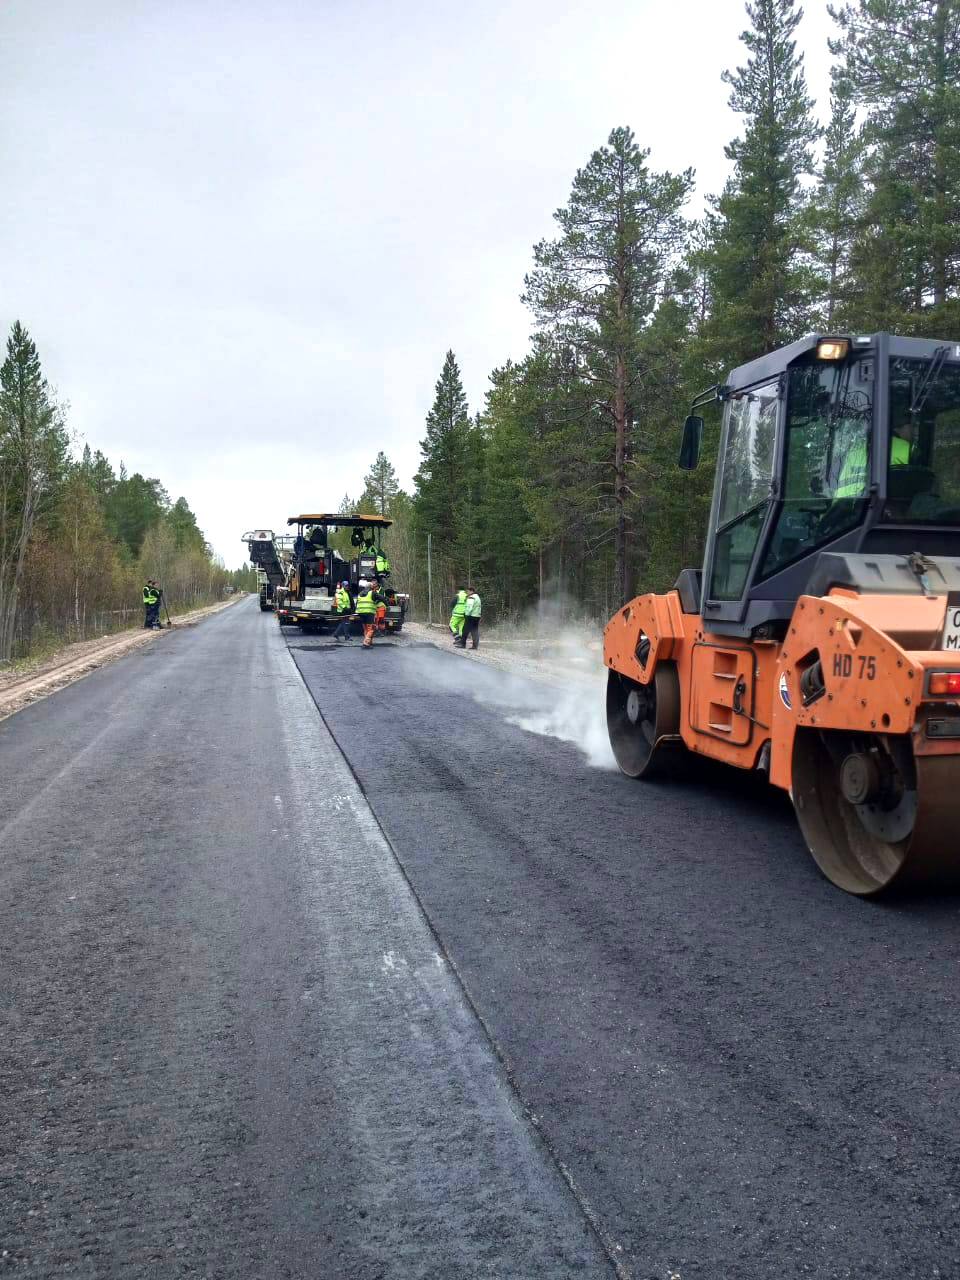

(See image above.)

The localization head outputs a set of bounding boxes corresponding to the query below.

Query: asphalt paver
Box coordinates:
[290,626,960,1280]
[0,600,611,1279]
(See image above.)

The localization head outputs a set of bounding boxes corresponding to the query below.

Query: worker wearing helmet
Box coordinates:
[356,579,383,648]
[332,580,353,643]
[450,589,468,646]
[462,589,482,649]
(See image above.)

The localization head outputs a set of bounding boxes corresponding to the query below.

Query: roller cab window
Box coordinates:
[708,380,779,601]
[883,356,960,525]
[760,359,872,580]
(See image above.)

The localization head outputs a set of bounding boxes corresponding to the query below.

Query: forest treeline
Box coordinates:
[0,322,251,662]
[343,0,960,624]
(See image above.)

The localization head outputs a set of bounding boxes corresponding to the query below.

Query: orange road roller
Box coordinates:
[604,333,960,895]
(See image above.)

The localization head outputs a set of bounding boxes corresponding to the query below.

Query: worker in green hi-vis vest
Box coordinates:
[462,589,482,650]
[449,589,467,647]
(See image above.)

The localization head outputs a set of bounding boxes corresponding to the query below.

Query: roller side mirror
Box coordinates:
[678,415,704,470]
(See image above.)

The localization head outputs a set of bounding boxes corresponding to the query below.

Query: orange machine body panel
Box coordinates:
[603,589,960,790]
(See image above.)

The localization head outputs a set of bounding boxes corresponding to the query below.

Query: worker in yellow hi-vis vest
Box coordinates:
[836,427,910,498]
[356,580,384,649]
[332,581,353,643]
[142,580,161,629]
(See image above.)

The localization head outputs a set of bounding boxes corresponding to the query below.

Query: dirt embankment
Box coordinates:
[0,595,245,723]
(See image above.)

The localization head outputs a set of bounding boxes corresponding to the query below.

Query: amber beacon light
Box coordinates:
[816,338,850,361]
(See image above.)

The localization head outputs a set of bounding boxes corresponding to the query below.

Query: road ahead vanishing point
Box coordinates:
[3,598,960,1279]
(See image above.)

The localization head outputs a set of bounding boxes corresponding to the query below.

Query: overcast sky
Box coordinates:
[2,0,836,567]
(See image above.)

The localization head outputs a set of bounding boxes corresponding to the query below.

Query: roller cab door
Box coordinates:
[702,378,781,623]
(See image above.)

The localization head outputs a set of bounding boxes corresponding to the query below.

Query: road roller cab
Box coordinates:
[604,333,960,895]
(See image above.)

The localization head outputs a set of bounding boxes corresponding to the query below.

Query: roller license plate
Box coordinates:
[942,593,960,652]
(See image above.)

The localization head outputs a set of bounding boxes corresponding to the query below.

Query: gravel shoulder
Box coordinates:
[0,594,244,723]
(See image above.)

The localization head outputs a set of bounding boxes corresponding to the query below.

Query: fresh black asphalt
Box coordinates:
[290,624,960,1280]
[3,597,960,1279]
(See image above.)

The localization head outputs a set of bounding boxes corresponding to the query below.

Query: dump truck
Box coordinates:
[243,529,291,611]
[604,333,960,895]
[277,513,407,633]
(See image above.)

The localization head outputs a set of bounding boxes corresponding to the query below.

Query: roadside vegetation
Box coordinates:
[0,322,253,663]
[340,0,960,624]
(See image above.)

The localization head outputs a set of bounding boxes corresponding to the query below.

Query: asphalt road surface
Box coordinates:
[1,600,608,1279]
[3,598,960,1279]
[290,618,960,1280]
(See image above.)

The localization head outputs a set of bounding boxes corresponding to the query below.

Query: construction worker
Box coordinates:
[332,580,353,643]
[462,589,482,649]
[836,425,911,498]
[375,545,391,577]
[450,589,467,646]
[358,538,377,579]
[355,579,383,648]
[142,580,161,629]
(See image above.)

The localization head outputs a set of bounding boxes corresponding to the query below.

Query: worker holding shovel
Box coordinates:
[142,580,161,629]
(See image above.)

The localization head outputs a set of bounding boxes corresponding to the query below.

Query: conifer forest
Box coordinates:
[356,0,960,623]
[3,0,960,653]
[0,321,252,663]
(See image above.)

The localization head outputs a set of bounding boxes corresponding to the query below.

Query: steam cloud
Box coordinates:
[404,622,616,771]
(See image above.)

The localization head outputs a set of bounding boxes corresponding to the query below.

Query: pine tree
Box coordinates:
[0,321,69,660]
[78,446,117,500]
[165,497,206,551]
[517,343,604,608]
[455,418,487,587]
[104,472,169,556]
[808,74,866,325]
[523,126,692,603]
[359,450,400,516]
[707,0,819,363]
[830,0,960,333]
[476,363,539,616]
[413,351,472,557]
[632,265,717,594]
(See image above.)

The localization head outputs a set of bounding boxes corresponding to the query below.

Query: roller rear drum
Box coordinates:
[791,730,960,895]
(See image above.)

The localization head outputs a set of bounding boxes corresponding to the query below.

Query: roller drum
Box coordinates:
[791,730,960,895]
[606,665,686,780]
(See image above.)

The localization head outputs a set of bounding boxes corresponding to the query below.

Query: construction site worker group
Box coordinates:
[332,577,386,648]
[142,579,163,629]
[324,532,393,648]
[450,588,481,649]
